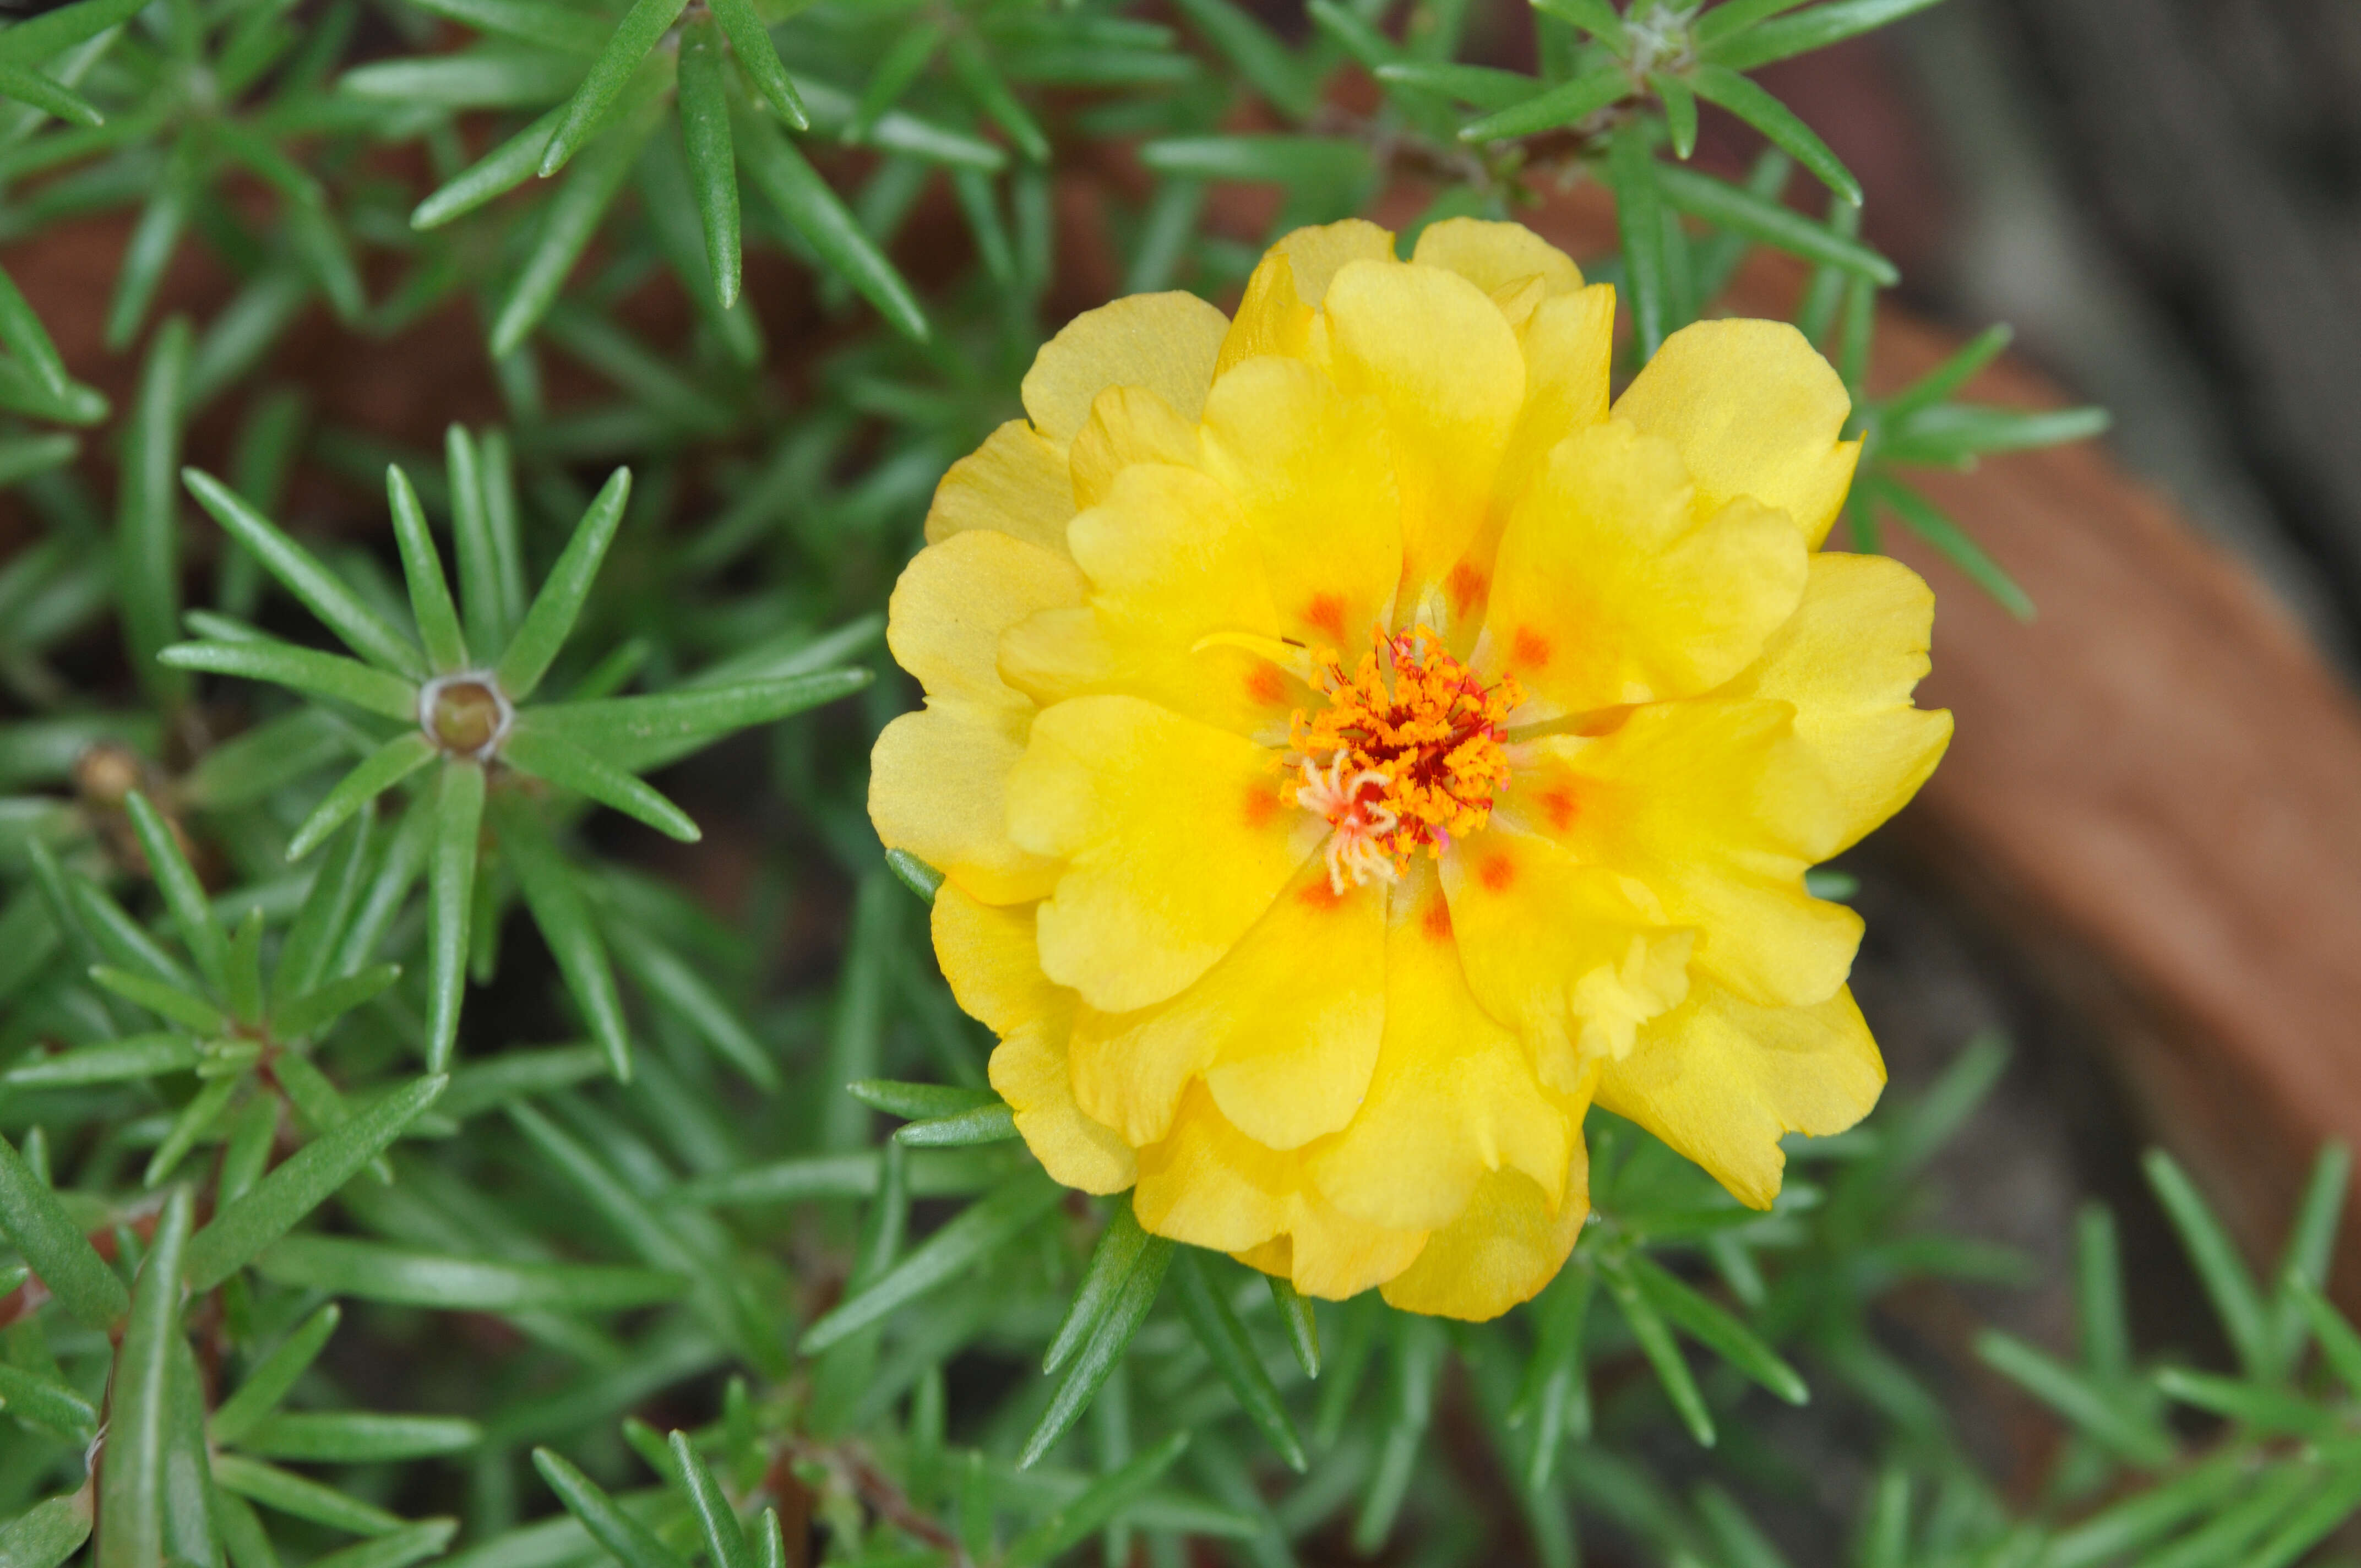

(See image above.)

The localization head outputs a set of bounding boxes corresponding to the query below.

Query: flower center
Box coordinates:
[1288,626,1523,892]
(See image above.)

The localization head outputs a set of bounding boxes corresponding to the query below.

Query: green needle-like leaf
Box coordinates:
[236,1413,482,1463]
[2144,1149,2275,1380]
[213,1302,341,1445]
[1602,1254,1715,1446]
[803,1172,1062,1351]
[677,14,740,311]
[894,1104,1018,1146]
[735,106,929,342]
[277,809,376,999]
[501,728,699,842]
[1026,1236,1174,1467]
[1689,64,1860,204]
[256,1235,686,1311]
[495,466,630,699]
[182,469,427,678]
[1531,0,1631,48]
[411,105,565,230]
[4,1033,202,1086]
[0,264,72,403]
[1655,72,1699,157]
[1457,67,1625,141]
[1174,1251,1307,1471]
[0,59,102,127]
[123,789,227,992]
[884,849,943,903]
[0,1131,127,1327]
[491,100,662,356]
[948,34,1048,164]
[1625,1252,1808,1404]
[289,734,437,862]
[1974,1330,2173,1466]
[0,1362,98,1443]
[1609,121,1671,360]
[2152,1366,2343,1439]
[90,966,230,1035]
[159,638,420,720]
[105,140,193,352]
[1880,322,2012,422]
[1047,1206,1158,1374]
[603,932,776,1089]
[425,761,487,1070]
[184,1074,449,1291]
[1374,60,1539,108]
[0,1495,93,1568]
[1655,165,1895,281]
[670,1432,754,1568]
[1704,0,1947,70]
[387,465,467,672]
[225,907,265,1026]
[493,792,630,1080]
[530,1449,692,1568]
[117,318,192,705]
[306,1522,459,1568]
[706,0,804,128]
[272,963,401,1041]
[522,670,872,772]
[1867,478,2033,620]
[1267,1277,1321,1379]
[0,0,147,64]
[1006,1431,1190,1568]
[211,1455,405,1537]
[97,1184,192,1568]
[412,0,608,51]
[445,426,526,657]
[539,0,689,176]
[1172,0,1318,116]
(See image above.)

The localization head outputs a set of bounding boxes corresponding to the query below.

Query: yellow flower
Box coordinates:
[871,217,1951,1321]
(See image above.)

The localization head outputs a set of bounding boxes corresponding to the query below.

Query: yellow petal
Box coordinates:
[1321,259,1525,603]
[1477,420,1809,715]
[870,702,1060,905]
[1069,385,1202,510]
[888,528,1086,705]
[1596,981,1884,1210]
[1437,282,1618,629]
[1007,695,1321,1012]
[1216,219,1397,376]
[998,462,1304,734]
[991,1023,1138,1195]
[1022,292,1231,445]
[1613,318,1861,548]
[934,886,1138,1194]
[1438,825,1693,1088]
[931,883,1060,1035]
[924,419,1075,555]
[1135,1083,1427,1298]
[1379,1159,1590,1321]
[1070,863,1385,1148]
[1410,217,1584,302]
[1309,865,1573,1230]
[1506,704,1862,1008]
[1718,551,1953,855]
[1198,355,1402,656]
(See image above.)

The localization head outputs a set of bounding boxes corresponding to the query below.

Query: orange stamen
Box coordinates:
[1288,625,1523,891]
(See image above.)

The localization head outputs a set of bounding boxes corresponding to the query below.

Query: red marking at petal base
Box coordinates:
[1243,782,1279,827]
[1421,896,1454,941]
[1446,561,1487,618]
[1298,878,1345,910]
[1303,592,1347,641]
[1539,788,1577,831]
[1245,663,1286,706]
[1511,626,1552,671]
[1478,852,1516,891]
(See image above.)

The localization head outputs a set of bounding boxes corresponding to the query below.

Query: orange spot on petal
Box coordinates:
[1538,788,1577,831]
[1446,561,1487,617]
[1478,852,1516,892]
[1244,663,1287,706]
[1298,877,1346,910]
[1510,626,1551,672]
[1420,896,1454,941]
[1243,781,1279,829]
[1303,592,1347,642]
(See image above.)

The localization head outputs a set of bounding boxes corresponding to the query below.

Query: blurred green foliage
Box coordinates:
[3,0,2333,1562]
